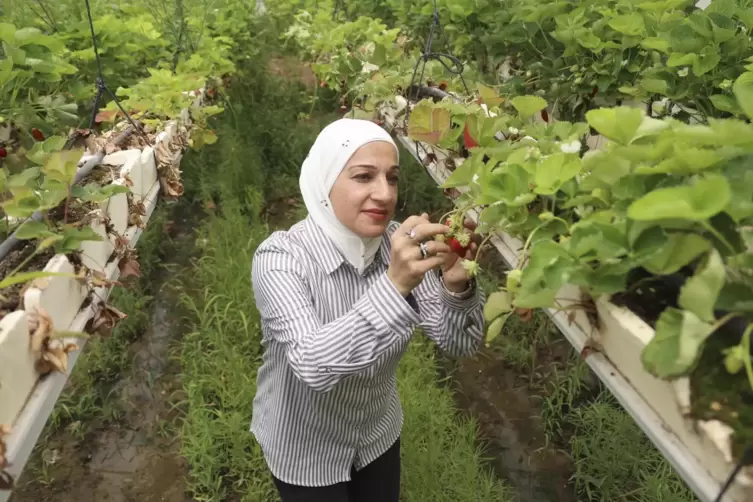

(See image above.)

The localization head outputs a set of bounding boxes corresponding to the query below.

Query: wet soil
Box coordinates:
[9,209,201,502]
[78,163,120,187]
[444,342,579,502]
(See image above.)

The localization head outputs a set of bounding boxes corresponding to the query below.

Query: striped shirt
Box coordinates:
[250,216,485,487]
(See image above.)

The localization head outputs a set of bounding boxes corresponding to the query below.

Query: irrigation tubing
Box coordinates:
[0,151,105,263]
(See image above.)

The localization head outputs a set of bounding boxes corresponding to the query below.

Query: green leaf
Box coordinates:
[407,99,452,145]
[693,46,721,76]
[510,95,547,119]
[477,82,504,107]
[26,135,66,165]
[484,291,512,322]
[678,249,725,322]
[485,315,509,345]
[57,225,103,253]
[642,233,712,275]
[641,308,715,379]
[733,72,753,121]
[515,241,574,308]
[609,13,646,36]
[585,107,644,145]
[441,157,477,188]
[627,174,731,221]
[41,149,83,184]
[15,220,55,240]
[709,94,740,114]
[641,37,670,53]
[78,183,130,203]
[534,153,582,195]
[0,270,77,290]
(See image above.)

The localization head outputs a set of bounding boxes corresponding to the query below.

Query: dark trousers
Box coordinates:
[272,438,401,502]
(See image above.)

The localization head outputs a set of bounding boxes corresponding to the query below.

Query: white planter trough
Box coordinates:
[379,103,753,502]
[0,87,205,501]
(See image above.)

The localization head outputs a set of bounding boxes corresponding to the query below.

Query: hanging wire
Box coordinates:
[713,443,753,502]
[405,0,470,106]
[83,0,154,142]
[402,0,470,174]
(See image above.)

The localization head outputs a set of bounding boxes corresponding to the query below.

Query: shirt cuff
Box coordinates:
[362,273,421,336]
[439,276,480,311]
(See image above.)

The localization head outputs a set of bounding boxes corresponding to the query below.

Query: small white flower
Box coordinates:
[361,62,379,73]
[508,126,519,135]
[651,98,669,116]
[560,140,581,154]
[472,174,479,183]
[678,67,689,77]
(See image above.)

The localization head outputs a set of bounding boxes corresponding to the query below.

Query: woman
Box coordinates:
[250,118,486,502]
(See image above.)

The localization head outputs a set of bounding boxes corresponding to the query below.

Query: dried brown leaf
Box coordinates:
[90,303,128,337]
[118,255,141,280]
[28,308,53,358]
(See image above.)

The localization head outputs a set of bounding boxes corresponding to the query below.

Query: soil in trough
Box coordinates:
[9,208,202,502]
[0,242,56,317]
[612,268,753,462]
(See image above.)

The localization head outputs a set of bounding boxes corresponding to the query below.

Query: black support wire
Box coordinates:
[84,0,153,141]
[405,0,469,106]
[713,443,753,502]
[402,0,470,171]
[0,0,160,265]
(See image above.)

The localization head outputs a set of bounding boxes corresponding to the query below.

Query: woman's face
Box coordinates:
[329,140,399,238]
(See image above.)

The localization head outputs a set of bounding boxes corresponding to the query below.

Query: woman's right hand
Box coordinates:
[387,214,451,296]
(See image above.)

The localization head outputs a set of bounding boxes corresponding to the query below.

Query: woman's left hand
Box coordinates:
[437,217,482,293]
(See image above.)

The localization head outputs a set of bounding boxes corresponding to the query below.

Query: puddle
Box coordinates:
[445,346,578,502]
[10,210,200,502]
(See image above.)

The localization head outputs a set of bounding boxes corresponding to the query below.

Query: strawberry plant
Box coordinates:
[279,0,753,474]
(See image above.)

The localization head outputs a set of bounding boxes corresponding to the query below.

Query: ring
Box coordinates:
[419,242,429,259]
[406,227,417,240]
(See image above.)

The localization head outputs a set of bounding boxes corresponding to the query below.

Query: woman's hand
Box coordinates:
[387,214,451,296]
[440,218,481,293]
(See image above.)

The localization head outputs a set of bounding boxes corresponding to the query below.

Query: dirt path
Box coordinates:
[447,349,577,502]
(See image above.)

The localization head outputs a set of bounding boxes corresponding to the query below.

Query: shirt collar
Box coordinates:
[304,216,391,275]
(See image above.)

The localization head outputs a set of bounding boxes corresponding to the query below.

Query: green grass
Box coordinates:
[482,299,698,501]
[174,54,511,501]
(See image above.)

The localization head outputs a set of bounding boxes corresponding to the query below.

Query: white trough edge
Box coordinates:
[0,85,203,499]
[0,179,162,502]
[383,102,747,501]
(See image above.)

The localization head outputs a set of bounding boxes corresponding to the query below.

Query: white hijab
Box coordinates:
[300,118,399,274]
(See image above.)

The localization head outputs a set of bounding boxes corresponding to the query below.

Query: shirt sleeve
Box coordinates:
[251,234,421,393]
[413,267,486,357]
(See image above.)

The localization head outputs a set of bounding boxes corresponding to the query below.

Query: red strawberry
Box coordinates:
[541,109,549,122]
[438,81,448,91]
[463,123,479,149]
[31,128,44,141]
[320,80,328,88]
[448,237,469,257]
[444,219,470,257]
[0,147,6,158]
